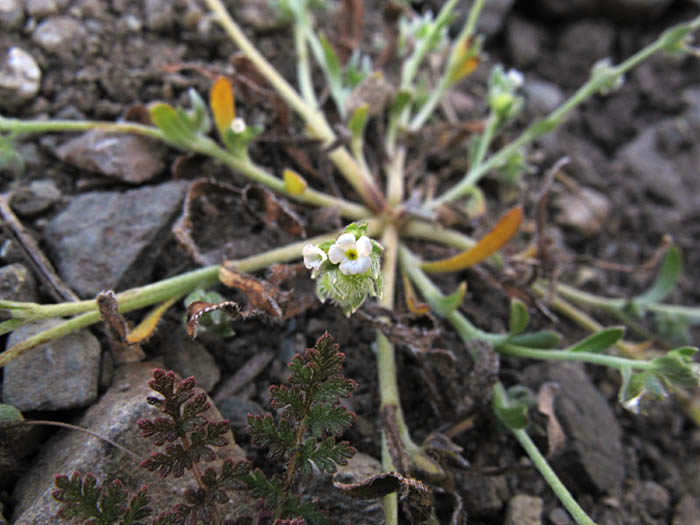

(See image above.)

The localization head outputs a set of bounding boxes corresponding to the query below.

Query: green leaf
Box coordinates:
[566,326,625,353]
[432,282,467,316]
[348,104,369,137]
[319,33,342,84]
[390,89,413,115]
[508,298,529,336]
[149,103,194,146]
[635,246,682,304]
[184,87,211,134]
[492,386,529,430]
[651,350,699,388]
[508,330,562,349]
[0,403,23,422]
[618,367,646,413]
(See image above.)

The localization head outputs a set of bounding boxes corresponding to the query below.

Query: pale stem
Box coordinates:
[203,0,383,210]
[430,15,700,208]
[493,383,598,525]
[294,19,319,109]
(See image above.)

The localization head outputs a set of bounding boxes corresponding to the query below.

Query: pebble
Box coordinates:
[26,0,69,18]
[504,494,543,525]
[144,0,174,31]
[9,179,61,217]
[3,319,102,411]
[523,79,565,116]
[44,180,187,298]
[11,362,253,524]
[0,263,37,301]
[217,396,264,436]
[32,16,84,55]
[672,495,700,525]
[548,507,572,525]
[506,15,546,69]
[477,0,515,37]
[161,329,221,393]
[0,47,41,111]
[639,480,670,517]
[555,186,611,237]
[55,130,166,184]
[0,0,23,30]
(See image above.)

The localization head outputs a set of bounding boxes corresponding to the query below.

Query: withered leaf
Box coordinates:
[97,290,128,343]
[186,300,244,339]
[333,471,403,498]
[537,382,566,457]
[242,185,306,238]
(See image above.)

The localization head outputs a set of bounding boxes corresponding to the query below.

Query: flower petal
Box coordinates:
[335,233,357,250]
[356,236,372,257]
[328,244,346,264]
[302,244,326,270]
[340,256,371,275]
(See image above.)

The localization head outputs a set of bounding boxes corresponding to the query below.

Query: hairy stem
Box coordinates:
[493,383,598,525]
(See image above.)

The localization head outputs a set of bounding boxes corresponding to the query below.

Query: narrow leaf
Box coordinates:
[319,33,342,85]
[348,104,369,137]
[283,168,308,195]
[566,326,625,353]
[126,297,178,344]
[508,298,529,336]
[635,245,682,304]
[421,206,523,273]
[432,281,467,316]
[209,76,235,137]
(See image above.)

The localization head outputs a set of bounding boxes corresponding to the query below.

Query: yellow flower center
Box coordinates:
[346,248,358,261]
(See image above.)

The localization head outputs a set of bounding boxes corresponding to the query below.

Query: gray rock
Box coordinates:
[477,0,515,37]
[534,0,596,18]
[548,507,572,525]
[161,330,221,393]
[638,480,670,517]
[0,403,43,493]
[672,495,700,525]
[523,363,625,493]
[0,47,41,111]
[9,179,61,216]
[556,20,615,87]
[144,0,174,31]
[506,16,546,69]
[32,16,85,55]
[217,396,264,435]
[0,263,37,301]
[44,181,187,298]
[11,362,255,524]
[235,0,286,32]
[3,319,101,412]
[0,0,23,30]
[505,494,543,525]
[523,79,564,116]
[26,0,69,18]
[55,130,166,183]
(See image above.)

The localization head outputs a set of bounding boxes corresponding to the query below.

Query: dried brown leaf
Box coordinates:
[185,300,245,339]
[242,185,307,238]
[97,290,128,343]
[537,382,566,457]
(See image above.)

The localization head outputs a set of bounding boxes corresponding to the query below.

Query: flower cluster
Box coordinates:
[302,223,382,316]
[488,65,524,120]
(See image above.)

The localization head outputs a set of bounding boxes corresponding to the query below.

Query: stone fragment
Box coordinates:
[506,15,546,68]
[32,16,85,55]
[0,0,23,30]
[144,0,174,31]
[9,179,61,217]
[505,494,543,525]
[0,263,37,301]
[556,20,615,87]
[217,396,264,436]
[523,79,564,116]
[161,329,221,393]
[523,363,625,493]
[26,0,68,18]
[477,0,515,37]
[44,181,187,298]
[638,480,670,517]
[55,130,166,183]
[672,495,700,525]
[0,47,41,111]
[11,362,255,524]
[555,186,611,237]
[3,319,101,412]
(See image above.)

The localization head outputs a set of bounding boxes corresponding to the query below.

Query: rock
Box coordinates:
[216,396,264,436]
[0,263,37,301]
[0,0,24,30]
[3,319,101,412]
[548,507,572,525]
[9,179,61,217]
[55,130,166,183]
[477,0,516,37]
[556,20,615,87]
[523,363,624,493]
[0,47,41,111]
[161,329,221,393]
[0,402,43,493]
[144,0,174,31]
[602,0,673,18]
[459,472,509,516]
[44,181,187,298]
[506,16,546,69]
[235,0,286,32]
[673,495,700,525]
[638,480,670,517]
[554,186,611,237]
[32,16,85,55]
[26,0,69,18]
[505,494,543,525]
[534,0,596,18]
[11,362,255,524]
[523,79,564,116]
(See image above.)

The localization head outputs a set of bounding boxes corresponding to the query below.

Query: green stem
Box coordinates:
[203,0,384,211]
[469,111,499,171]
[294,19,319,109]
[493,383,598,525]
[496,343,654,372]
[430,14,700,207]
[0,227,372,368]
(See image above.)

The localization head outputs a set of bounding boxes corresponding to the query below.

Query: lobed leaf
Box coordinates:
[138,417,179,446]
[421,206,523,273]
[308,405,356,438]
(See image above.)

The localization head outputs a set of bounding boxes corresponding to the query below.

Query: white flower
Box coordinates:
[231,117,246,134]
[302,244,327,271]
[328,233,372,275]
[506,68,524,88]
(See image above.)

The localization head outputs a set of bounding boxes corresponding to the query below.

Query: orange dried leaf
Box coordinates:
[402,272,430,316]
[210,76,235,136]
[126,297,178,344]
[421,206,523,273]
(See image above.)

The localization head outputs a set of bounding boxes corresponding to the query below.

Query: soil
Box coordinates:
[1,0,700,524]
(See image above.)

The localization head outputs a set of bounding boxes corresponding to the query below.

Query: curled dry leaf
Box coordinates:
[185,300,248,339]
[242,185,306,238]
[97,290,128,343]
[537,382,566,457]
